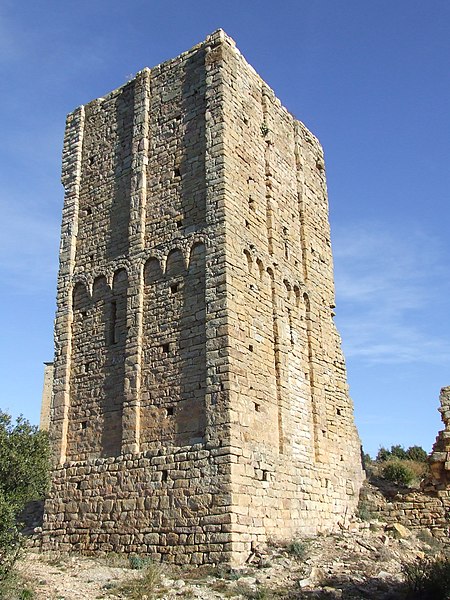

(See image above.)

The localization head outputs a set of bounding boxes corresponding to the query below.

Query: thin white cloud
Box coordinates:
[0,199,59,294]
[333,221,450,365]
[0,5,23,65]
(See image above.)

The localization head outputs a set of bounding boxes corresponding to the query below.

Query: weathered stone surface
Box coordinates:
[42,29,364,564]
[389,523,411,539]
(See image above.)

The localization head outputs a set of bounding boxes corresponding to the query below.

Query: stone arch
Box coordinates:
[110,268,129,347]
[283,279,292,301]
[112,267,128,289]
[92,275,110,302]
[72,281,90,312]
[294,285,301,307]
[303,291,311,313]
[144,257,163,285]
[256,258,264,280]
[243,249,253,272]
[189,242,206,273]
[165,248,186,277]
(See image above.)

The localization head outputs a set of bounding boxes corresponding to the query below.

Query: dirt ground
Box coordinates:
[14,520,448,600]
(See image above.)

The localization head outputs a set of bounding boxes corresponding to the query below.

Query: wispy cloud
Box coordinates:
[0,199,59,294]
[0,5,23,65]
[332,221,450,365]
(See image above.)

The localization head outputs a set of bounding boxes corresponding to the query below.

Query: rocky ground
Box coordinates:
[13,516,448,600]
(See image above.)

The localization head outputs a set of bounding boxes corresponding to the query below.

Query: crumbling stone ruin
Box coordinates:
[428,386,450,488]
[42,30,364,564]
[359,389,450,541]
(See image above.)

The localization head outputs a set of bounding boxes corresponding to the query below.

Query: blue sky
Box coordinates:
[1,0,449,457]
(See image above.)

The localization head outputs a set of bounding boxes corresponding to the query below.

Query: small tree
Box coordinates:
[406,445,428,462]
[390,444,408,460]
[382,461,414,486]
[376,446,391,462]
[0,412,50,580]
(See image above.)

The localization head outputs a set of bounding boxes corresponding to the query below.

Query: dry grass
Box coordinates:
[110,561,165,599]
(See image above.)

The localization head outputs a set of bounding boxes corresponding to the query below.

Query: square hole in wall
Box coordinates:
[248,344,254,352]
[167,406,174,416]
[162,470,168,482]
[162,343,170,354]
[79,421,87,431]
[254,403,260,412]
[170,283,180,294]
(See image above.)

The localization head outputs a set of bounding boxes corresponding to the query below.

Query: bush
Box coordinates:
[128,555,152,570]
[406,445,428,462]
[113,562,163,599]
[382,461,415,486]
[286,540,308,559]
[376,447,391,462]
[403,556,450,599]
[0,412,50,581]
[390,444,408,460]
[376,444,428,463]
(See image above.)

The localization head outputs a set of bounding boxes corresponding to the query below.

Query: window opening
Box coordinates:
[110,301,118,344]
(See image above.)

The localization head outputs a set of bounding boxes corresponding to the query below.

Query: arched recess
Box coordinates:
[177,242,207,445]
[144,257,163,285]
[256,258,264,280]
[72,281,90,313]
[68,272,126,461]
[165,248,186,277]
[100,268,129,457]
[92,275,109,302]
[67,282,92,460]
[293,285,301,307]
[140,242,206,449]
[68,279,98,461]
[243,249,253,272]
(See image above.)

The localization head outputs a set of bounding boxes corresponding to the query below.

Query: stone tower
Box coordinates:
[43,30,364,564]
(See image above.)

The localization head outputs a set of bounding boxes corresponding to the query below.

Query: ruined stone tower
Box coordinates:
[43,30,364,564]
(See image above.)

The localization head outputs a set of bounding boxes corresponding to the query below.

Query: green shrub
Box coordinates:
[0,570,35,599]
[128,554,152,570]
[357,500,374,522]
[0,412,50,581]
[376,447,391,462]
[390,444,408,460]
[376,444,428,464]
[406,445,428,462]
[382,461,414,486]
[286,540,308,559]
[403,556,450,599]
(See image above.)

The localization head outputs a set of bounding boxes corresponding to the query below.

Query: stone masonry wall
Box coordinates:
[43,30,364,564]
[218,35,363,546]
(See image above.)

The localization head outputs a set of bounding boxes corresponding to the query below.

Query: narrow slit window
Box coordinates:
[110,301,117,344]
